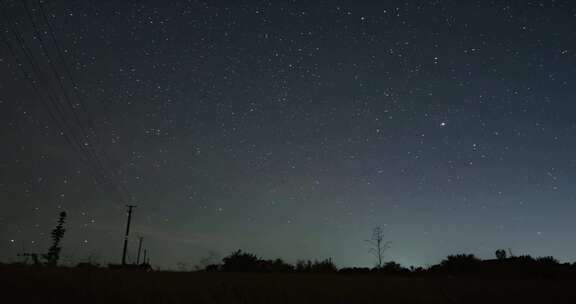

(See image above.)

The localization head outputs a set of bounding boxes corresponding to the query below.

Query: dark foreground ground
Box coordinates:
[2,266,576,303]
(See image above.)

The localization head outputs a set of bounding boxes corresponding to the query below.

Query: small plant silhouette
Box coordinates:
[43,211,67,266]
[495,249,507,260]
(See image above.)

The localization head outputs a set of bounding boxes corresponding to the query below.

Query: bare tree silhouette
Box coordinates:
[365,226,391,268]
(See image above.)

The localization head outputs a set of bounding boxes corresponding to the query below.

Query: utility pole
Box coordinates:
[121,205,136,266]
[143,249,147,264]
[136,236,143,264]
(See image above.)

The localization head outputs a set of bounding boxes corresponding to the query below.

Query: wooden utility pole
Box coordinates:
[121,205,136,265]
[136,236,143,264]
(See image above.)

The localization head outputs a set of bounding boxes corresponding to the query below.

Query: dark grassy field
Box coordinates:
[2,266,575,303]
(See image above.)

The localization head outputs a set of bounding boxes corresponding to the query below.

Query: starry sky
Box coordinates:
[1,0,576,269]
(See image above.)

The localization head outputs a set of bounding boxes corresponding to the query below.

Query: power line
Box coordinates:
[21,0,95,151]
[27,0,134,202]
[20,0,114,178]
[1,7,86,157]
[1,0,129,203]
[0,18,87,162]
[35,0,99,143]
[1,28,115,195]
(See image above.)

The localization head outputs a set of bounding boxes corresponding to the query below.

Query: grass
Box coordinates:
[1,265,575,303]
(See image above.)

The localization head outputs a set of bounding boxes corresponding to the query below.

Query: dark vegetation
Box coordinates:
[3,253,576,304]
[4,249,576,303]
[5,215,576,303]
[201,249,576,279]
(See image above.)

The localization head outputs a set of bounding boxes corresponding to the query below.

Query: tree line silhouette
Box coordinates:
[7,213,576,279]
[11,246,566,279]
[203,249,338,273]
[191,249,572,278]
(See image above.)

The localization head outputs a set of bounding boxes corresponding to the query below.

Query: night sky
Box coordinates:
[2,0,576,269]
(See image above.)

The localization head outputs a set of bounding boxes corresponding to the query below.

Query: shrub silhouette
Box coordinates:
[221,250,298,272]
[76,262,101,269]
[431,254,481,275]
[267,258,295,272]
[204,264,220,272]
[495,249,507,260]
[536,256,559,266]
[222,250,261,272]
[295,258,337,273]
[380,261,407,273]
[339,267,371,274]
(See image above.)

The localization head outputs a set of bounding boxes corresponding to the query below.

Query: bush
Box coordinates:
[431,254,481,275]
[295,258,337,273]
[221,250,261,272]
